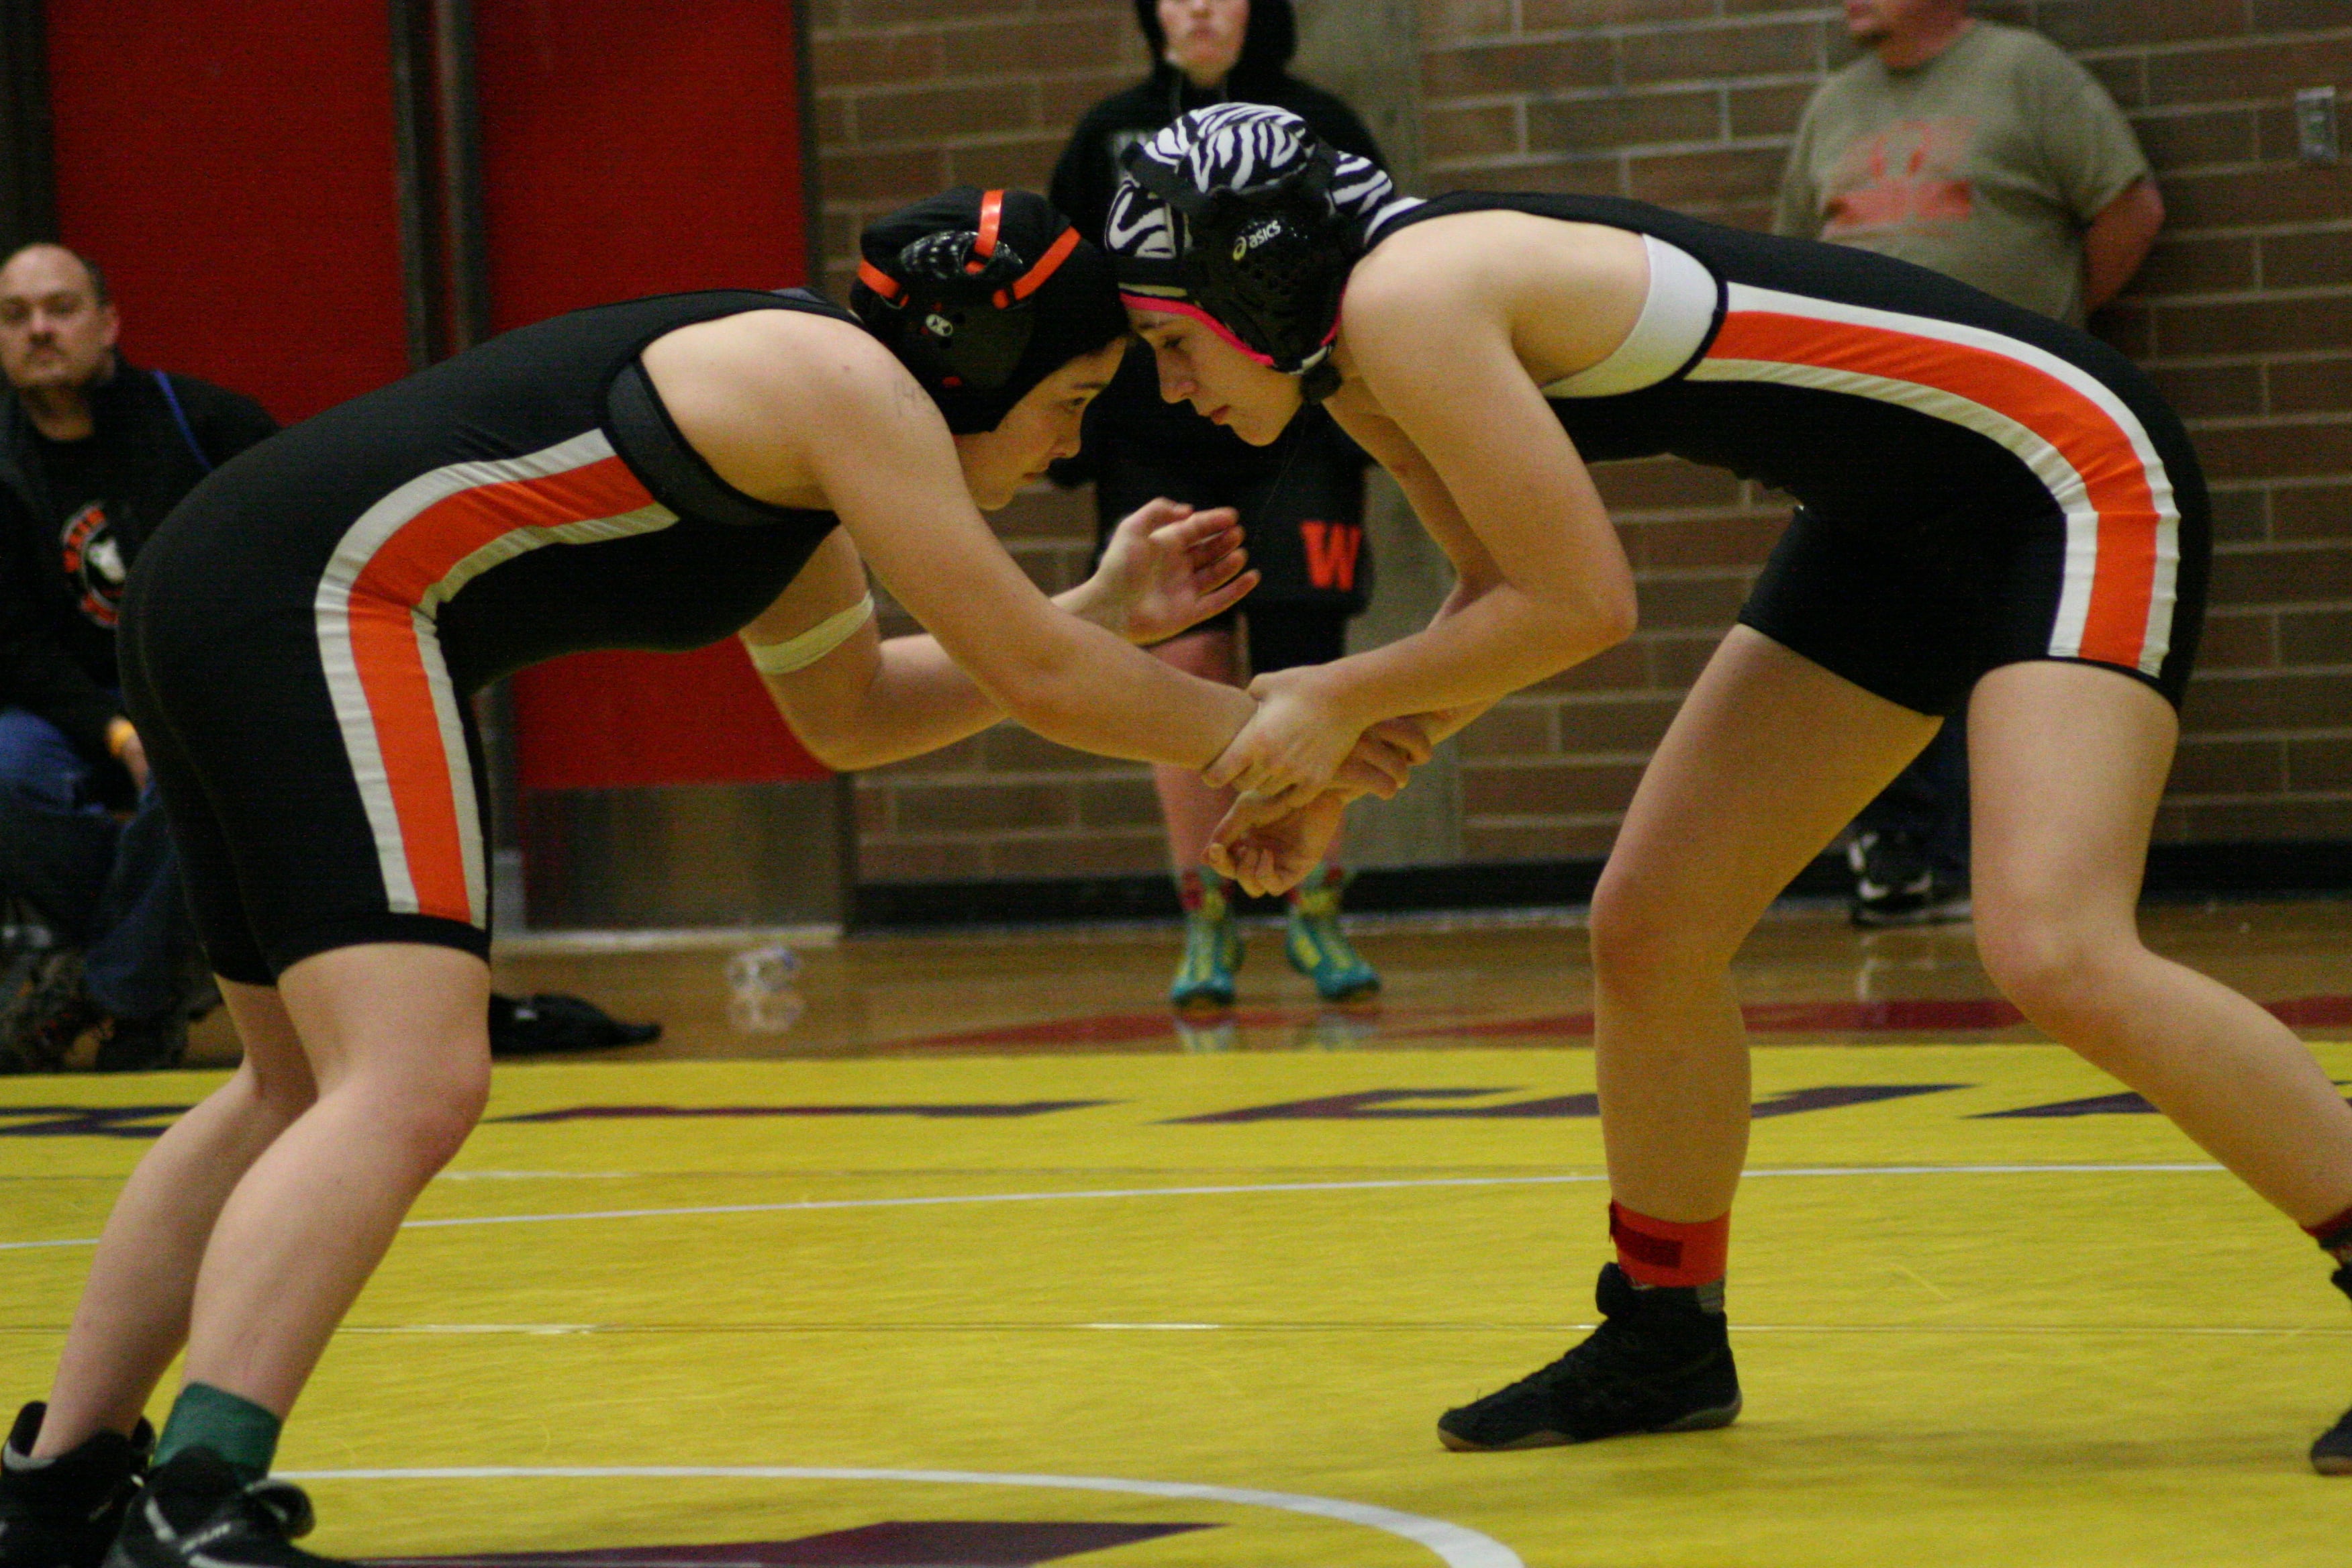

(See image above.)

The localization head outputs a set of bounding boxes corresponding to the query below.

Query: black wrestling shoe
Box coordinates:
[2314,1405,2352,1475]
[103,1451,339,1568]
[2318,1263,2352,1475]
[1437,1263,1741,1451]
[0,1402,155,1568]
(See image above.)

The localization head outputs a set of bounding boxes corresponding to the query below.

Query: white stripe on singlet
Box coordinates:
[313,431,677,922]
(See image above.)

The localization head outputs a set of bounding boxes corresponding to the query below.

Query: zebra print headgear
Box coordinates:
[1107,103,1412,401]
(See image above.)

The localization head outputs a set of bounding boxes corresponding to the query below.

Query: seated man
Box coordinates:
[0,242,277,1071]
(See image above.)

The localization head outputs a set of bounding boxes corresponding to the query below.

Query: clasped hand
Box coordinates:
[1201,669,1434,895]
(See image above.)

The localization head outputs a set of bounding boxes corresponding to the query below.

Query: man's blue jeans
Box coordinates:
[0,706,195,1022]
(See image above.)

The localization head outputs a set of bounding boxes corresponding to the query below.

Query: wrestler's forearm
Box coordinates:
[1310,581,1627,730]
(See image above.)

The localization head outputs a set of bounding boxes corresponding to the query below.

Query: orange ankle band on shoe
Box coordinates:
[2306,1203,2352,1259]
[1610,1201,1730,1287]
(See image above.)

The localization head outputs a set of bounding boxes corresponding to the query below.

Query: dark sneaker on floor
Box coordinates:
[0,1401,155,1568]
[1438,1263,1742,1451]
[1847,831,1969,928]
[92,1012,189,1074]
[0,954,99,1074]
[104,1451,340,1568]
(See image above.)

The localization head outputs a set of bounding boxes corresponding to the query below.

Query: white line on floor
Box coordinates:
[278,1465,1525,1568]
[0,1162,2224,1253]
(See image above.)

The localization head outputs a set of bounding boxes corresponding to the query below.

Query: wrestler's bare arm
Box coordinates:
[1289,259,1638,732]
[644,310,1255,771]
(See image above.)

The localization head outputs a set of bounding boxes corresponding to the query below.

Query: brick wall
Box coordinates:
[1422,0,2352,855]
[813,0,2352,887]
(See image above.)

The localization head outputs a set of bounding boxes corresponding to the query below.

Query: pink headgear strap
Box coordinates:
[1120,292,1278,368]
[1120,291,1342,373]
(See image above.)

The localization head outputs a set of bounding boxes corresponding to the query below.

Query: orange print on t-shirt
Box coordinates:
[1822,116,1979,236]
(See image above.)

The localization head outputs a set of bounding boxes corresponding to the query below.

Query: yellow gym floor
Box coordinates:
[5,908,2352,1566]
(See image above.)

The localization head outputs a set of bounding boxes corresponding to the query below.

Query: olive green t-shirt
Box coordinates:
[1773,21,2150,326]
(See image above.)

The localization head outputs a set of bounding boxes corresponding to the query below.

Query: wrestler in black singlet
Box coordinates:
[119,290,848,983]
[1369,192,2210,718]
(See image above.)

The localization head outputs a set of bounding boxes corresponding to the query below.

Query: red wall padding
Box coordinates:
[46,1,412,424]
[475,0,831,790]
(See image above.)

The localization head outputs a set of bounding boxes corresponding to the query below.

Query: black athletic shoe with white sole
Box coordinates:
[0,1402,155,1568]
[101,1451,340,1568]
[1438,1263,1742,1451]
[2313,1405,2352,1475]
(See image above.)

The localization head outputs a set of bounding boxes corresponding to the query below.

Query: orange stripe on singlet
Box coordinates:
[1706,310,2165,671]
[344,455,657,922]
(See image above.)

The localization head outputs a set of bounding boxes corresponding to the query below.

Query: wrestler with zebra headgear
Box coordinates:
[1102,103,2352,1481]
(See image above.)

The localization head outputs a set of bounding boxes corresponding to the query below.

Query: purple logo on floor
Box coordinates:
[365,1522,1213,1567]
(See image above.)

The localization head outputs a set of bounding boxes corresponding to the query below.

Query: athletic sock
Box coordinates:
[2307,1204,2352,1302]
[154,1383,280,1483]
[1177,866,1218,914]
[2305,1202,2352,1263]
[1284,863,1342,908]
[1609,1201,1730,1294]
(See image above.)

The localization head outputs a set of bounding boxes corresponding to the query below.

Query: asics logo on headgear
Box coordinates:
[1232,217,1287,261]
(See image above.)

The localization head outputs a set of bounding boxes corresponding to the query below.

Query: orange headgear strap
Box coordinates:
[863,202,1081,311]
[967,190,1005,273]
[1007,226,1083,303]
[855,258,903,303]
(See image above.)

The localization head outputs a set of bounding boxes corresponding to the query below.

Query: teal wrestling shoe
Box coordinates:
[1170,868,1243,1010]
[1285,866,1379,1003]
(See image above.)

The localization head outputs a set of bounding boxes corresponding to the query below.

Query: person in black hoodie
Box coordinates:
[1051,0,1386,1010]
[0,243,277,1071]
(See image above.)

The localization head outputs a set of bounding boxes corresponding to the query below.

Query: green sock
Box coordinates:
[154,1383,281,1481]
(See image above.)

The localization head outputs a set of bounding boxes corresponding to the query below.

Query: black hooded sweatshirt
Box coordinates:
[1048,0,1385,493]
[0,360,276,763]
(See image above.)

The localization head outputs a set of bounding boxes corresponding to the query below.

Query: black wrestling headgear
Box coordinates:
[851,187,1128,434]
[1108,104,1412,402]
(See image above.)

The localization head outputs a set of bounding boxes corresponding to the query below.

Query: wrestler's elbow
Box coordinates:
[767,673,891,773]
[776,701,871,773]
[1587,583,1638,650]
[1531,580,1636,663]
[965,637,1085,740]
[797,728,876,773]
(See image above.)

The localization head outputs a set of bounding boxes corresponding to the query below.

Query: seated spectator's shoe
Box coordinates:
[0,1401,156,1568]
[103,1451,340,1568]
[1437,1264,1741,1451]
[1284,867,1380,1003]
[1169,869,1242,1011]
[0,953,42,1075]
[0,954,98,1074]
[93,1011,189,1074]
[1847,831,1969,928]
